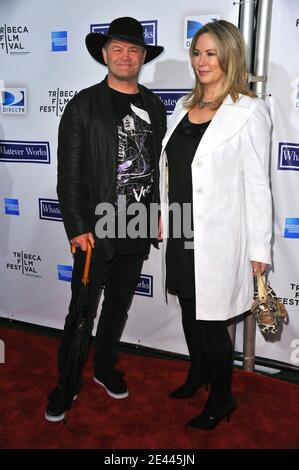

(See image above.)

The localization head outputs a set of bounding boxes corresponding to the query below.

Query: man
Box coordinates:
[45,17,166,422]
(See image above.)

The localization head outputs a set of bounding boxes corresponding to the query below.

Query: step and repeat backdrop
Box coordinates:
[0,0,298,367]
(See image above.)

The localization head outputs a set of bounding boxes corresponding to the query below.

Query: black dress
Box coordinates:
[166,113,210,299]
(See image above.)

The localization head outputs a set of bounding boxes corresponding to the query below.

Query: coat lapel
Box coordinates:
[161,94,252,158]
[195,94,251,157]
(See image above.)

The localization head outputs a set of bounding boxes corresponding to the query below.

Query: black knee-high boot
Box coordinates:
[186,320,236,429]
[169,298,210,399]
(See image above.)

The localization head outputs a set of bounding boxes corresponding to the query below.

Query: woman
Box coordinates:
[159,20,272,429]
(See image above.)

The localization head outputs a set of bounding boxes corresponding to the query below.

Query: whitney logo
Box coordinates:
[51,31,67,52]
[184,15,220,48]
[90,20,158,45]
[0,24,30,54]
[6,251,42,277]
[0,88,26,114]
[135,274,153,297]
[4,198,19,216]
[39,198,62,221]
[39,88,77,116]
[152,89,190,115]
[0,140,50,164]
[278,142,299,171]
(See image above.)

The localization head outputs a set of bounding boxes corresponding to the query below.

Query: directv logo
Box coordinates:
[184,15,220,48]
[135,274,153,297]
[90,20,157,45]
[278,143,299,171]
[284,218,299,239]
[51,31,67,52]
[152,89,190,115]
[4,198,19,215]
[39,198,62,221]
[58,264,73,282]
[187,20,204,39]
[0,88,26,113]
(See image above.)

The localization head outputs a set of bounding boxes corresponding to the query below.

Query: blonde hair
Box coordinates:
[185,20,256,110]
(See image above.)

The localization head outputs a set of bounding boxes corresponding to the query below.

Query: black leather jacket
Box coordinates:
[57,76,166,260]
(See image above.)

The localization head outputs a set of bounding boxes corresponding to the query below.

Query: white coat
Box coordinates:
[159,94,272,320]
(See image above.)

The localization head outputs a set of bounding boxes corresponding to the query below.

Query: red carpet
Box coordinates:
[1,326,299,449]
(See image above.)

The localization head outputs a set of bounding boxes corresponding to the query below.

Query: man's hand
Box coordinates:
[71,232,95,251]
[250,261,268,275]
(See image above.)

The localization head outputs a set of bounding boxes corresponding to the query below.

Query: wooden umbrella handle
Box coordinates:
[82,240,92,286]
[70,240,93,286]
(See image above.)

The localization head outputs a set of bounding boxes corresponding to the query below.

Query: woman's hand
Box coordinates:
[71,232,95,251]
[250,260,268,275]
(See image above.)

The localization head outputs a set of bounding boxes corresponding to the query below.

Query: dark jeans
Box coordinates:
[57,249,144,388]
[178,297,233,401]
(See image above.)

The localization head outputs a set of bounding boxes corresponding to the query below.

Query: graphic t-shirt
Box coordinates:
[110,88,154,255]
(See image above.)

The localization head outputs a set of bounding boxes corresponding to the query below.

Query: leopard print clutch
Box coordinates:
[251,272,287,336]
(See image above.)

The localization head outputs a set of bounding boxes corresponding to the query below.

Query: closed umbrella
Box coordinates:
[63,240,93,423]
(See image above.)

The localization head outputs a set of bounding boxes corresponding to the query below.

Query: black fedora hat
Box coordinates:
[85,17,164,65]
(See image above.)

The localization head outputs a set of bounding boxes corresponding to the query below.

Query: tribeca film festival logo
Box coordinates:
[6,251,42,277]
[278,282,299,308]
[4,198,19,216]
[40,89,77,116]
[0,140,50,164]
[282,283,299,365]
[39,198,62,221]
[90,20,158,46]
[0,24,30,54]
[184,15,220,48]
[278,142,299,171]
[152,89,190,115]
[0,88,26,114]
[51,31,67,52]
